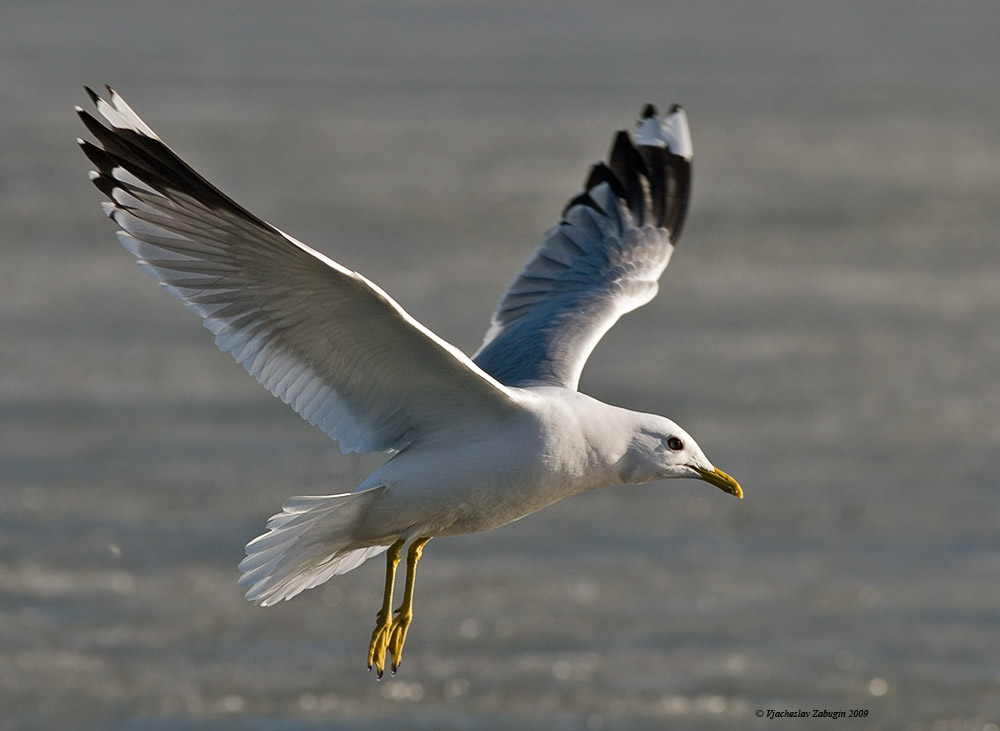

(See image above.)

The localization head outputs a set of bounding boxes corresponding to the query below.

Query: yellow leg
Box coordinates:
[386,537,431,675]
[367,538,404,677]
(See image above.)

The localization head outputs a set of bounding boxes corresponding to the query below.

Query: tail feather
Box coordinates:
[238,485,388,606]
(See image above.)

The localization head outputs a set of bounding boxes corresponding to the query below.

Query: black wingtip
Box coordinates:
[77,105,109,141]
[561,190,604,219]
[77,86,278,230]
[606,129,650,224]
[583,161,628,202]
[561,103,693,239]
[83,85,119,104]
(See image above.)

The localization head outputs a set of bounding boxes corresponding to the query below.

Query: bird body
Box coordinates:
[241,389,703,609]
[78,88,743,675]
[355,389,686,539]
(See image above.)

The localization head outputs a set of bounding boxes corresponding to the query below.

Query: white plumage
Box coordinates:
[79,88,741,673]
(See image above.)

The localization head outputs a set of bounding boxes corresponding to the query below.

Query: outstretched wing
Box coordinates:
[472,104,693,390]
[78,86,520,455]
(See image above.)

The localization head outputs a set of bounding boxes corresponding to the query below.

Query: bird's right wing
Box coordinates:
[472,105,692,390]
[78,86,521,455]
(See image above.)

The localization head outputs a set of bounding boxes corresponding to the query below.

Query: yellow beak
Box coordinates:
[691,465,743,499]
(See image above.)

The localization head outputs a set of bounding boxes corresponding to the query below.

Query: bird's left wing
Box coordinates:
[472,104,692,390]
[78,86,521,455]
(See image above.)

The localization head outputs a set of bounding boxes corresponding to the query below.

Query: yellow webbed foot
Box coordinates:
[367,609,394,678]
[387,608,414,674]
[367,539,405,678]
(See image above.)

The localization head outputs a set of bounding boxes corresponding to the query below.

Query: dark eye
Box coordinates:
[667,437,684,451]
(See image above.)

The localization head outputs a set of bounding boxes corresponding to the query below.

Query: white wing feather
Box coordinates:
[79,87,520,454]
[473,105,692,390]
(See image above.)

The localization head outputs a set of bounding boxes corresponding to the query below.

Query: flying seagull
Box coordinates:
[78,87,743,677]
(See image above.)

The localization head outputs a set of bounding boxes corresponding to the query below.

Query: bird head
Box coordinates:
[619,415,743,498]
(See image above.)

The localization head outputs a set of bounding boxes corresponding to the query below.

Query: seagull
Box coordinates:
[78,86,743,677]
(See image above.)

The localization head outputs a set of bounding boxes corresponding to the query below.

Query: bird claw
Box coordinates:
[387,612,413,674]
[368,609,413,677]
[367,611,393,678]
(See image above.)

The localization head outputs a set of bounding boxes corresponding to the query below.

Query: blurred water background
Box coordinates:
[2,1,999,729]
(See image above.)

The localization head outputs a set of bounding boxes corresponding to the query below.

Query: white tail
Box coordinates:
[238,485,389,606]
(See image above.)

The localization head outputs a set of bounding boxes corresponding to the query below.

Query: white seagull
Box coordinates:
[78,87,743,677]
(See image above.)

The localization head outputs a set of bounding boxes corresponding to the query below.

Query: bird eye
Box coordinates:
[666,437,684,451]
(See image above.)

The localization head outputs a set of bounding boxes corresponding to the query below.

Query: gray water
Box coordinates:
[2,2,999,729]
